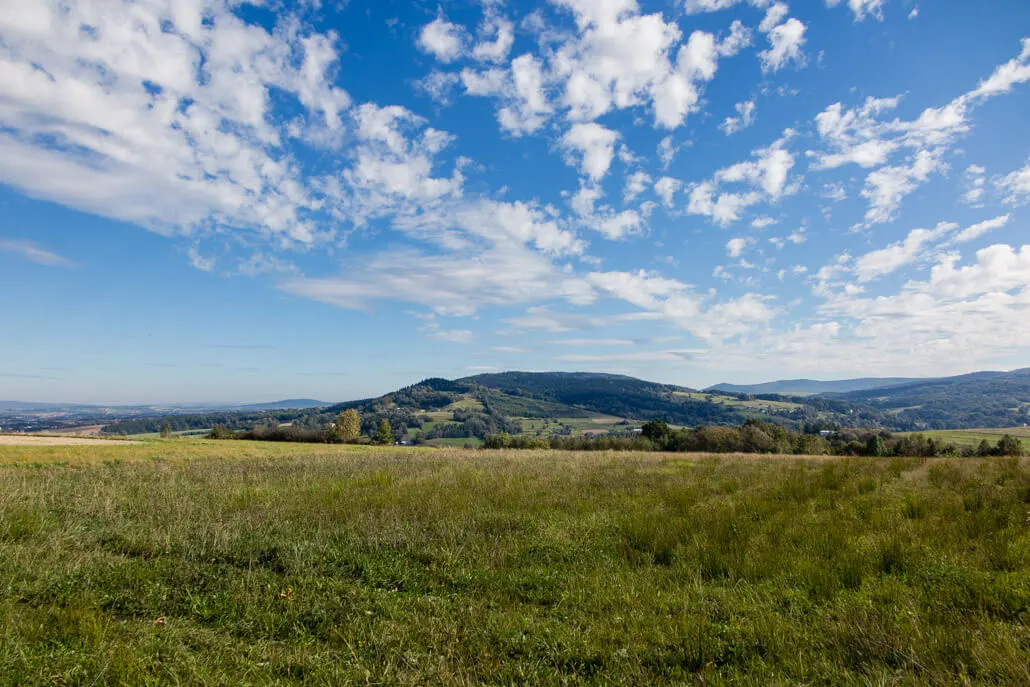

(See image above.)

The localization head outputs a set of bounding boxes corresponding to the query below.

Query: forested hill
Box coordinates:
[457,371,754,426]
[707,377,928,396]
[323,373,760,428]
[828,369,1030,429]
[98,368,1030,437]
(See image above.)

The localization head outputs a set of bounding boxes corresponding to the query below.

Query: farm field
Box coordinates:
[897,427,1030,449]
[672,391,805,412]
[0,440,1027,684]
[515,415,630,437]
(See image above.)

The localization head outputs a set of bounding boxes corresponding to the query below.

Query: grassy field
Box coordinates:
[898,427,1030,449]
[1,440,1028,684]
[516,415,630,437]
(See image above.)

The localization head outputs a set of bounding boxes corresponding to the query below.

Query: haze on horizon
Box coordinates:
[2,0,1030,404]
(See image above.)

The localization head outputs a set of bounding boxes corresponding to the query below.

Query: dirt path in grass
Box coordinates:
[0,435,139,446]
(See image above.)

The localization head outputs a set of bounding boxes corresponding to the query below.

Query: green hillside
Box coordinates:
[100,368,1030,440]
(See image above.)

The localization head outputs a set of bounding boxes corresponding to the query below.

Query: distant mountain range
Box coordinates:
[11,369,1030,437]
[322,368,1030,434]
[707,377,929,396]
[0,398,328,433]
[232,399,328,411]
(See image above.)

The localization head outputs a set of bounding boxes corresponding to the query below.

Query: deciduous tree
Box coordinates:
[338,409,361,442]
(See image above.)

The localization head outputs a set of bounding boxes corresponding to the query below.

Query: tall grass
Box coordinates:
[0,446,1027,684]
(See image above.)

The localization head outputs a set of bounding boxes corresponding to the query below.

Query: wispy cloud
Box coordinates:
[0,239,71,266]
[555,350,706,363]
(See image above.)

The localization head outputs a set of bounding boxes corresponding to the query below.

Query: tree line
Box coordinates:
[483,419,1026,457]
[208,410,396,445]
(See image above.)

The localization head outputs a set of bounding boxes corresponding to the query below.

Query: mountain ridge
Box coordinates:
[707,377,930,396]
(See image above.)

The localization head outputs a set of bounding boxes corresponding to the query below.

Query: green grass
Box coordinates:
[1,441,1028,684]
[442,397,485,412]
[672,391,805,412]
[516,415,628,436]
[897,427,1030,449]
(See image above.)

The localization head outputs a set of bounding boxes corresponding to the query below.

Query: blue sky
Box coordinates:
[1,0,1029,403]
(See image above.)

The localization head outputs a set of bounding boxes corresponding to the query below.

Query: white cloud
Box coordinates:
[0,0,352,247]
[861,149,943,224]
[623,170,652,202]
[461,54,554,137]
[586,269,775,343]
[968,38,1030,100]
[682,0,758,14]
[770,227,806,249]
[758,6,806,73]
[418,16,468,63]
[560,122,619,181]
[962,164,986,206]
[726,237,753,257]
[687,129,797,225]
[997,157,1030,206]
[658,136,679,169]
[654,176,682,207]
[951,214,1011,244]
[826,0,886,22]
[715,130,796,198]
[808,41,1030,225]
[540,1,743,130]
[421,321,475,344]
[556,349,703,363]
[821,182,848,201]
[909,7,919,20]
[720,99,757,135]
[853,221,955,282]
[594,209,645,239]
[472,14,515,63]
[188,247,216,272]
[0,238,71,266]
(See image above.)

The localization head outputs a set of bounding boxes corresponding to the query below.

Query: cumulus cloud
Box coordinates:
[853,221,955,282]
[826,0,887,22]
[720,100,757,135]
[462,53,553,136]
[758,4,806,73]
[472,13,515,63]
[560,122,620,181]
[584,269,776,342]
[687,129,797,225]
[654,176,682,207]
[809,41,1030,225]
[0,0,352,247]
[860,149,944,224]
[623,170,652,202]
[726,237,753,257]
[460,0,747,133]
[418,16,468,63]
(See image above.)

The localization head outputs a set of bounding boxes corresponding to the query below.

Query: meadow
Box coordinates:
[897,427,1030,449]
[0,439,1027,684]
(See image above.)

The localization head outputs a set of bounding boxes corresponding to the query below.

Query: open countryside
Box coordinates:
[4,0,1030,684]
[1,439,1027,684]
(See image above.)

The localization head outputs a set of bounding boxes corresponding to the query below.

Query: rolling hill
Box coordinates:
[320,372,819,442]
[234,399,328,411]
[95,368,1030,439]
[827,369,1030,430]
[707,377,928,396]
